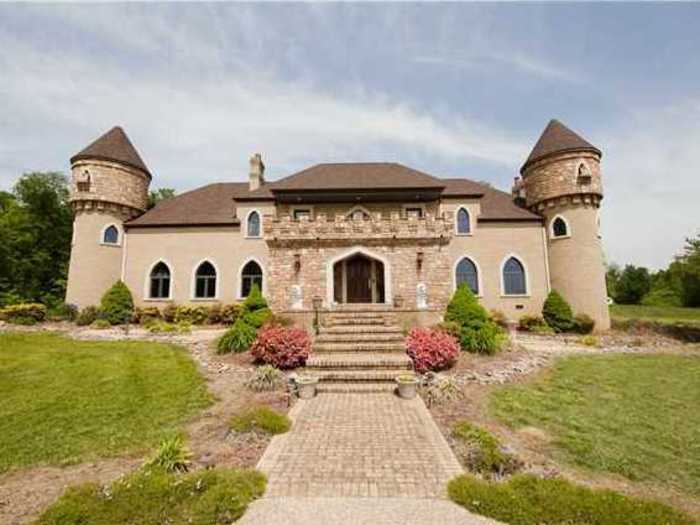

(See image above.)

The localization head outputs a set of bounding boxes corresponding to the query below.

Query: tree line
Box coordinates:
[606,236,700,307]
[0,172,174,309]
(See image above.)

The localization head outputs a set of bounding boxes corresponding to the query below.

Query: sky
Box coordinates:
[1,3,698,270]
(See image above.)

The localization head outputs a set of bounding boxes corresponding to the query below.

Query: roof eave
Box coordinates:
[520,146,602,175]
[71,154,153,179]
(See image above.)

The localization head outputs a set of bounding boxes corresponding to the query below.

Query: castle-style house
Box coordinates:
[65,120,610,330]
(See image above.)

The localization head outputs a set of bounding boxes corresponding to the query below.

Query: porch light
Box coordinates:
[416,251,424,271]
[294,253,301,273]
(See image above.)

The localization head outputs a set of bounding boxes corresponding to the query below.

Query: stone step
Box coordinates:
[316,382,397,394]
[313,342,406,353]
[320,325,403,334]
[307,352,413,370]
[326,312,393,320]
[315,333,405,344]
[311,369,411,382]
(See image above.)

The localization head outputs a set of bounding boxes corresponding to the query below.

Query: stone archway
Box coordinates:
[326,247,391,307]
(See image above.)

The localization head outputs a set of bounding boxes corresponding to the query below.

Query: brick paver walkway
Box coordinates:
[257,394,463,498]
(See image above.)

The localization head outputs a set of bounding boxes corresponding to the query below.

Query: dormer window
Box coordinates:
[77,170,91,192]
[577,163,592,185]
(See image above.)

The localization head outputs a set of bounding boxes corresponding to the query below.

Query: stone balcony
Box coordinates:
[263,211,454,245]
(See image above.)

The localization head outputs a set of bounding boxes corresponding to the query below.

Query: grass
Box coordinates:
[0,331,212,473]
[36,466,266,525]
[448,474,694,525]
[610,304,700,325]
[229,406,291,435]
[491,354,700,496]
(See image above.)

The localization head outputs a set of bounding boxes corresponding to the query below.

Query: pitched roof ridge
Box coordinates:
[71,126,152,177]
[521,119,600,173]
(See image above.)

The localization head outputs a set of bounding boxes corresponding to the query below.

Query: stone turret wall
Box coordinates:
[70,159,150,213]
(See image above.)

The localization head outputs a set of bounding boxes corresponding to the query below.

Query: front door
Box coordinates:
[346,255,372,303]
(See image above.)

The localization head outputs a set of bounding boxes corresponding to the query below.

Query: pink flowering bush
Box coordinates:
[250,326,311,369]
[405,327,460,373]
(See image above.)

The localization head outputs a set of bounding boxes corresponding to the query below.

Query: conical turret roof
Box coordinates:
[521,119,600,174]
[71,126,151,177]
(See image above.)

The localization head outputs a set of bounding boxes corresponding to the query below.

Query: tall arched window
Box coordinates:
[241,260,263,298]
[456,208,471,234]
[503,257,527,295]
[103,225,119,244]
[456,257,479,294]
[149,262,171,299]
[195,261,217,298]
[552,216,568,238]
[247,211,261,237]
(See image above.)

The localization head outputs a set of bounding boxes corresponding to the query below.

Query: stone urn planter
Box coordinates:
[296,375,319,400]
[395,373,420,399]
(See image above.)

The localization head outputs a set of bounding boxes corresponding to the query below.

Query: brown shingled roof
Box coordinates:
[126,183,247,227]
[521,119,600,174]
[442,179,541,221]
[71,126,152,177]
[269,163,445,191]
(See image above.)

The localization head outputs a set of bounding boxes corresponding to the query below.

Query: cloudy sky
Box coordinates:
[1,3,698,269]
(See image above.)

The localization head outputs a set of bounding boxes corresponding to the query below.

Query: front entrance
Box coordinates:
[333,253,385,304]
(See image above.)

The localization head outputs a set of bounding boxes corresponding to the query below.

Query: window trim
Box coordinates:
[454,206,472,236]
[144,260,174,301]
[549,214,571,240]
[191,259,220,301]
[402,203,426,219]
[452,255,483,297]
[500,253,530,297]
[100,223,122,247]
[346,205,373,220]
[244,209,262,239]
[237,257,266,299]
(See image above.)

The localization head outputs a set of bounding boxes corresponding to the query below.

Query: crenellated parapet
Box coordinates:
[264,211,454,246]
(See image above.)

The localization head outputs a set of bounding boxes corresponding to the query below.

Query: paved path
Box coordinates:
[240,393,496,524]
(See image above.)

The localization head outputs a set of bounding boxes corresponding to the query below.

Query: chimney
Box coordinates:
[249,153,265,191]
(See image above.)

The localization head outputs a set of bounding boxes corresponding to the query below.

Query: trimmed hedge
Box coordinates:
[100,281,134,325]
[542,290,574,333]
[444,285,505,355]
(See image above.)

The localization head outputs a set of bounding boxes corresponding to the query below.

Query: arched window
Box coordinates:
[103,225,119,244]
[456,257,479,294]
[247,211,261,237]
[456,208,471,234]
[552,217,568,238]
[241,260,263,298]
[503,257,527,295]
[194,261,217,298]
[149,262,171,299]
[577,163,592,184]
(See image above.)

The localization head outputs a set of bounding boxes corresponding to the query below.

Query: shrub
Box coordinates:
[448,474,694,525]
[445,285,505,354]
[577,335,600,347]
[250,326,311,369]
[452,421,521,477]
[405,328,460,373]
[518,315,548,331]
[221,303,241,324]
[207,303,222,324]
[76,306,100,326]
[542,290,574,332]
[174,305,209,325]
[47,303,78,321]
[433,321,461,339]
[147,320,192,334]
[245,365,286,392]
[420,374,463,406]
[490,310,508,328]
[217,317,257,354]
[91,319,111,329]
[573,313,595,334]
[242,283,267,312]
[0,303,47,324]
[229,407,291,435]
[146,435,191,473]
[265,313,294,327]
[132,306,161,324]
[641,287,682,307]
[162,303,177,323]
[100,281,134,325]
[242,308,272,329]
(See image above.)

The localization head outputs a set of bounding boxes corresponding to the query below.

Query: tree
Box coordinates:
[605,263,621,300]
[673,235,700,307]
[0,172,73,306]
[614,265,651,305]
[148,188,176,209]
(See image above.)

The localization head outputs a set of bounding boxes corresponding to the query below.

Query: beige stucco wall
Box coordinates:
[544,202,610,331]
[65,209,126,308]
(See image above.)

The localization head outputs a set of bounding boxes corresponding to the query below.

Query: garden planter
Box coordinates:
[395,374,420,399]
[296,376,319,399]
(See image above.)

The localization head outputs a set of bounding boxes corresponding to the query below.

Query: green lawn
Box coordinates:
[0,332,212,473]
[491,354,700,497]
[610,304,700,325]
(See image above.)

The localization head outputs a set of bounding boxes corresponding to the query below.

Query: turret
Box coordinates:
[65,127,151,308]
[519,119,610,330]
